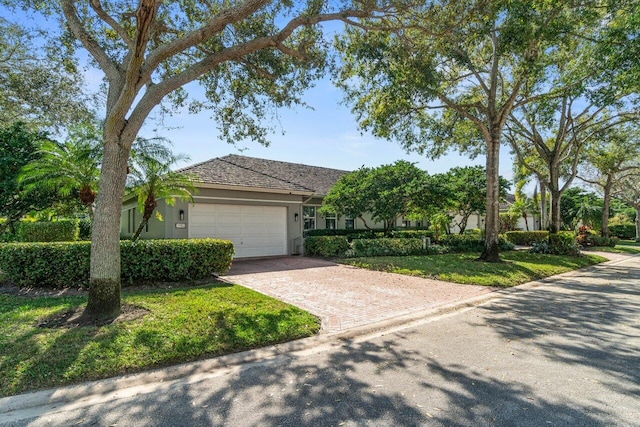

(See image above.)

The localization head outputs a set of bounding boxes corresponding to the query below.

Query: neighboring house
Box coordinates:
[120,154,540,258]
[500,194,542,232]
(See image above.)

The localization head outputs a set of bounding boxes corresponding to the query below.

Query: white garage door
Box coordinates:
[189,204,287,258]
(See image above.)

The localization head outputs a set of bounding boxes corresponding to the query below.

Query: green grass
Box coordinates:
[583,245,640,255]
[0,283,319,397]
[618,239,640,247]
[339,252,607,287]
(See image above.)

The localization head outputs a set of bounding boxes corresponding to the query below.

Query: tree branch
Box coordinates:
[89,0,135,51]
[60,0,118,78]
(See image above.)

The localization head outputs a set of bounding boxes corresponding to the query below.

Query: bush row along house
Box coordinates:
[120,154,539,258]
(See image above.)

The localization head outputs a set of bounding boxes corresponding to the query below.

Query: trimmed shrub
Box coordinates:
[390,229,434,239]
[0,239,234,288]
[609,224,636,239]
[529,241,551,254]
[305,229,381,237]
[305,228,432,241]
[504,231,549,245]
[78,219,92,240]
[349,238,446,257]
[120,239,234,284]
[438,234,514,252]
[585,235,618,248]
[549,232,580,255]
[18,220,79,242]
[304,236,350,257]
[0,242,90,287]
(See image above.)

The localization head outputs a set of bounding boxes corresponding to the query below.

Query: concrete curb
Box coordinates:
[1,252,635,419]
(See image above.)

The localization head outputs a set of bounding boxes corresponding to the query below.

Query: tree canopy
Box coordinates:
[335,0,604,261]
[321,160,443,234]
[0,122,57,231]
[0,17,93,130]
[434,166,510,234]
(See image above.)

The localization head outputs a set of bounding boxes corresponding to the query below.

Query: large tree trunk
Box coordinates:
[479,135,501,262]
[84,136,131,321]
[523,213,529,231]
[549,189,561,234]
[548,164,562,233]
[635,204,640,242]
[601,180,612,237]
[540,181,547,230]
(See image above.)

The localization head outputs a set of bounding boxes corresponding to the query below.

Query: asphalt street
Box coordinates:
[2,255,639,426]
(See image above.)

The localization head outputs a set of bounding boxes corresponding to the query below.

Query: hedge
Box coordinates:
[78,219,92,240]
[389,229,434,239]
[350,238,445,257]
[549,232,580,255]
[609,224,636,239]
[438,234,514,252]
[18,220,79,242]
[0,239,234,288]
[504,231,549,245]
[305,228,432,241]
[583,234,618,248]
[304,236,350,257]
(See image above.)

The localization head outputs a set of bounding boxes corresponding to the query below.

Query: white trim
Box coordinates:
[193,196,304,204]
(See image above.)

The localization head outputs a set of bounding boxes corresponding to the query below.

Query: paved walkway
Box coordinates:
[222,257,497,332]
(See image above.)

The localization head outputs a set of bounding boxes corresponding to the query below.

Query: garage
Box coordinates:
[189,204,288,258]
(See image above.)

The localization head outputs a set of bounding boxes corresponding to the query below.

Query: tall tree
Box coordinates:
[127,142,195,241]
[506,90,637,234]
[612,173,640,241]
[435,166,509,234]
[7,0,386,320]
[578,125,640,237]
[0,17,93,130]
[560,187,602,230]
[335,0,599,261]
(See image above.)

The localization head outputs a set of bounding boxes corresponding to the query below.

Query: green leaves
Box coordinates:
[321,160,439,233]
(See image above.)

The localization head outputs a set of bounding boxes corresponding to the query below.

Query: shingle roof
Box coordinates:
[177,154,348,195]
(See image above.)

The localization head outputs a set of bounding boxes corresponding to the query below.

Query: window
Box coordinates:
[325,213,337,230]
[345,216,355,230]
[303,206,316,231]
[402,218,411,227]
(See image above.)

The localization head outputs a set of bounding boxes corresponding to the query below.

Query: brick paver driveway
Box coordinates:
[222,256,497,333]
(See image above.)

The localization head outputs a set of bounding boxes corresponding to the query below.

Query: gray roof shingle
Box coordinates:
[177,154,348,195]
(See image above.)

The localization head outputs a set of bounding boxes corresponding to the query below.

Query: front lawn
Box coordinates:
[583,246,640,255]
[339,252,607,287]
[618,239,640,247]
[0,282,319,397]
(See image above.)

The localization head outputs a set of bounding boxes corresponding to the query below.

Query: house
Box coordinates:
[121,154,353,258]
[120,154,540,258]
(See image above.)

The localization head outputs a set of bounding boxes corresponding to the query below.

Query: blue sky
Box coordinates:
[6,6,518,183]
[135,75,517,180]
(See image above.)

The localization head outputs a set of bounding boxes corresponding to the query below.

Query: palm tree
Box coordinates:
[127,141,196,241]
[19,125,101,218]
